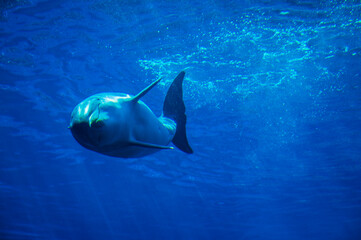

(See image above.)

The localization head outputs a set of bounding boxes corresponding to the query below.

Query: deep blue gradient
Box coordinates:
[1,0,361,239]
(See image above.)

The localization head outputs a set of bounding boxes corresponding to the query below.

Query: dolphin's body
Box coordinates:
[69,71,193,158]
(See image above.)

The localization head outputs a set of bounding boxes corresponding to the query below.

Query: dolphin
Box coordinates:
[69,71,193,158]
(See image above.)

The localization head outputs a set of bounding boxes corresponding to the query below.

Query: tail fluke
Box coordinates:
[163,71,193,154]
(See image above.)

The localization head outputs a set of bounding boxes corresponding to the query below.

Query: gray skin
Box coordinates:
[69,90,176,158]
[70,72,193,158]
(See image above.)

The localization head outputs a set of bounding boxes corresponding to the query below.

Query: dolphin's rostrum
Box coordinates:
[69,71,193,158]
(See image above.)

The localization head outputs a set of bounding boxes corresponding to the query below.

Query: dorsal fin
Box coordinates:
[131,78,162,103]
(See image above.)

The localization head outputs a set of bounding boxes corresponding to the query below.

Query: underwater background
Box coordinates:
[1,0,361,239]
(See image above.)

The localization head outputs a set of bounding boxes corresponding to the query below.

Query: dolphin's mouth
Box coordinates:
[90,119,104,128]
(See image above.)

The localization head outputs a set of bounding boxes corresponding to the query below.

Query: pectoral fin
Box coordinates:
[130,140,173,150]
[89,106,100,128]
[89,105,108,128]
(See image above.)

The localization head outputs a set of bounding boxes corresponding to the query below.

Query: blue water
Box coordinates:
[1,0,361,239]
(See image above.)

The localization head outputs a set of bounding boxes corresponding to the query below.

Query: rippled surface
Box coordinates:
[1,0,361,239]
